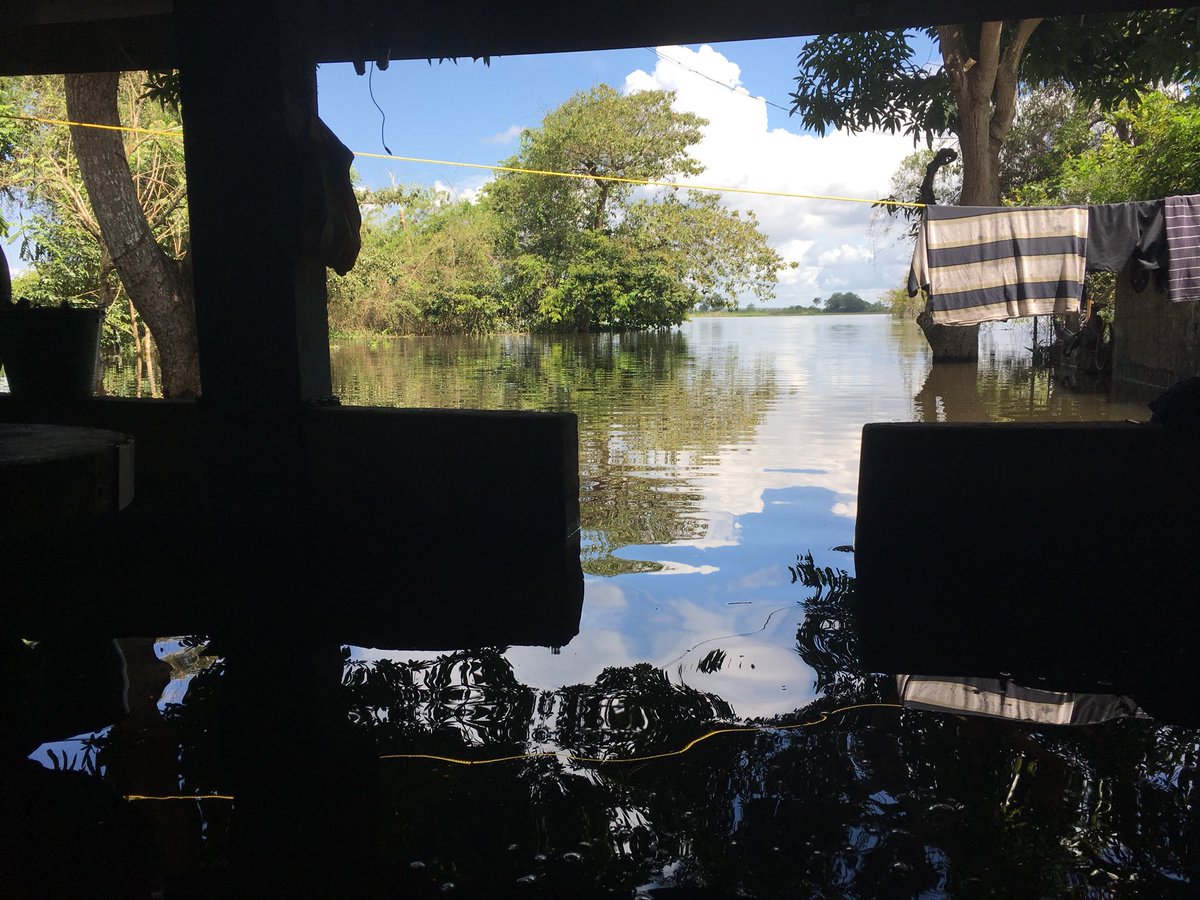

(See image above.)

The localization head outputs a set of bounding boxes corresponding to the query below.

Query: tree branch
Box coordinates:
[936,25,970,106]
[991,19,1044,146]
[970,22,1003,104]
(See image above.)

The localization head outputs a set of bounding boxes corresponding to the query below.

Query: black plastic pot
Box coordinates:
[0,305,102,400]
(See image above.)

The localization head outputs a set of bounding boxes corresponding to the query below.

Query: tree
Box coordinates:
[791,13,1200,359]
[790,13,1200,208]
[822,291,869,312]
[488,85,787,331]
[65,72,199,396]
[2,73,196,396]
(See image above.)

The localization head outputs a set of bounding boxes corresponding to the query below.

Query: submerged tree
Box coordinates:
[328,184,506,335]
[790,12,1200,358]
[488,85,787,331]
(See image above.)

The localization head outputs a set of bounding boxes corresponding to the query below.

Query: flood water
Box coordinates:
[21,315,1197,897]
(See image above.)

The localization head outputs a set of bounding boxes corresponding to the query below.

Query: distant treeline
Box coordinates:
[698,291,888,316]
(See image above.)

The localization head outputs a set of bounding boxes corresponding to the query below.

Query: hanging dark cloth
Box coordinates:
[298,115,362,276]
[1125,201,1168,292]
[1086,200,1166,274]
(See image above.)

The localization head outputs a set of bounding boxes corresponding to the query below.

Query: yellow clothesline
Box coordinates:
[120,702,903,801]
[3,113,926,209]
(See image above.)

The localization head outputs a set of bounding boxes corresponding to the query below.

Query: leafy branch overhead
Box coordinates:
[790,12,1200,206]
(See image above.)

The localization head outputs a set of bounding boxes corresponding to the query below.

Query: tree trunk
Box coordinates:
[0,242,11,306]
[917,310,979,361]
[919,21,1043,362]
[65,72,201,397]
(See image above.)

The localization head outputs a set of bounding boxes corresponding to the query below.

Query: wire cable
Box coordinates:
[647,48,794,115]
[368,61,393,155]
[378,702,903,766]
[351,150,923,207]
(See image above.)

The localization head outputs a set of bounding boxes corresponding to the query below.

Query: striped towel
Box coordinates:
[1165,194,1200,302]
[908,205,1088,326]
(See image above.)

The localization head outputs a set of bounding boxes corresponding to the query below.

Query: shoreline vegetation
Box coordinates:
[327,304,892,340]
[691,306,889,318]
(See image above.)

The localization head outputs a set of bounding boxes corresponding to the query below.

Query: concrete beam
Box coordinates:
[0,397,583,650]
[4,1,1187,75]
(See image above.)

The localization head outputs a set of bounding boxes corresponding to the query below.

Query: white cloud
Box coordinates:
[624,45,919,304]
[432,178,486,204]
[817,243,873,266]
[483,124,523,145]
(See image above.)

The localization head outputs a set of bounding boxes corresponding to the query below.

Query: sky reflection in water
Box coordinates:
[334,315,1146,721]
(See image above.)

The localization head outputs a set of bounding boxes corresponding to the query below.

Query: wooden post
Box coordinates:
[175,0,332,418]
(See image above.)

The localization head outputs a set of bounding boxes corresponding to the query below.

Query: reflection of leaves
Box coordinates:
[329,330,776,571]
[557,663,735,758]
[42,734,106,776]
[342,647,535,753]
[696,649,726,674]
[792,552,882,704]
[580,553,663,576]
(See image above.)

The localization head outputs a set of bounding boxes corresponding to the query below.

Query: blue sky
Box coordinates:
[316,39,807,184]
[315,37,935,304]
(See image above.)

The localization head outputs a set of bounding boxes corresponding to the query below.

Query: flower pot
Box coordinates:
[0,305,102,400]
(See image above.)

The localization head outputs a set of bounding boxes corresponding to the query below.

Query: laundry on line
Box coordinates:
[909,195,1200,326]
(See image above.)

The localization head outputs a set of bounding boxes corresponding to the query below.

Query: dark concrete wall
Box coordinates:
[0,398,583,649]
[854,421,1200,694]
[1113,271,1200,395]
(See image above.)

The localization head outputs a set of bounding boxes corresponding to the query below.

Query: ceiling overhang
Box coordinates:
[5,1,1187,76]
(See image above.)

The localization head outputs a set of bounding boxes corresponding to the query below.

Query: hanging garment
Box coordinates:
[298,115,362,276]
[1087,200,1166,274]
[1165,194,1200,302]
[908,205,1088,326]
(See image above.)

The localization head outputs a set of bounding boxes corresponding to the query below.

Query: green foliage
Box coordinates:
[337,85,787,334]
[791,29,954,144]
[793,16,1200,150]
[489,84,706,255]
[883,284,924,319]
[793,15,1200,207]
[328,186,505,335]
[1052,90,1200,204]
[821,291,873,312]
[999,82,1097,204]
[532,230,695,331]
[1021,10,1200,108]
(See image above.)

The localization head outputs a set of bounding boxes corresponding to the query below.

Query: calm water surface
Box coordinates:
[32,315,1192,897]
[329,315,1146,719]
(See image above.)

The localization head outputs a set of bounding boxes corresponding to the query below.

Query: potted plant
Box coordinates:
[0,245,103,400]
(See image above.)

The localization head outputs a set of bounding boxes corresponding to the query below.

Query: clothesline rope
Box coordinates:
[2,113,927,209]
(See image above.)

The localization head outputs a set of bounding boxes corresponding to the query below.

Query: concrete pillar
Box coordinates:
[175,0,332,418]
